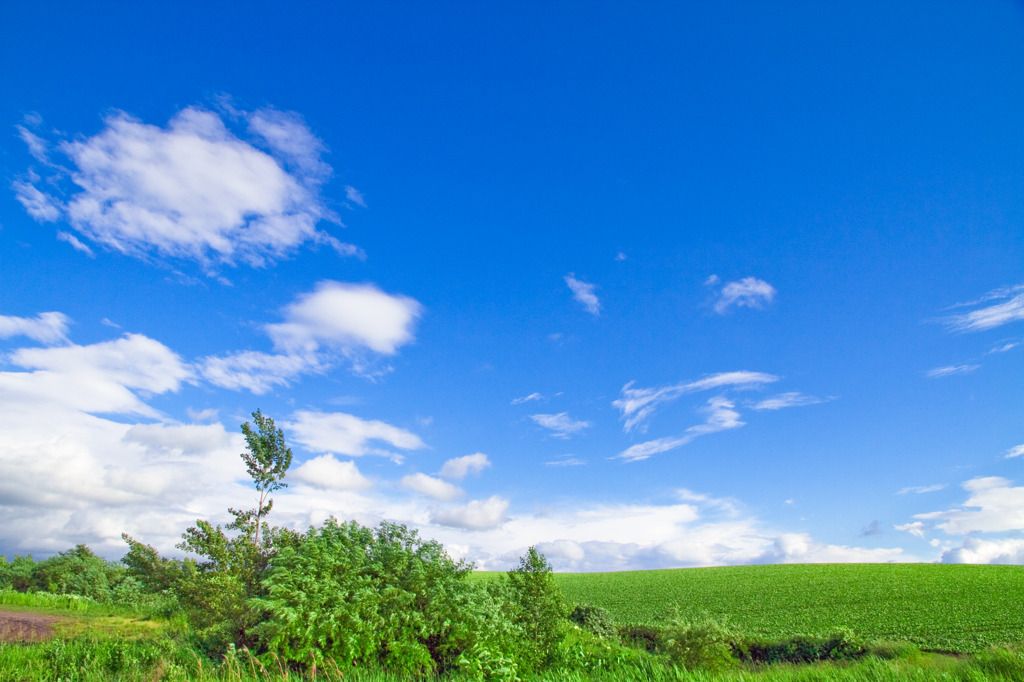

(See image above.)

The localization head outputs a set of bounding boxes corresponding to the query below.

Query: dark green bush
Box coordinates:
[739,628,865,664]
[618,623,663,653]
[569,604,617,641]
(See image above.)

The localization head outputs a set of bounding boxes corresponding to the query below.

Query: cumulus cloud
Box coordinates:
[0,312,71,344]
[614,371,778,433]
[941,537,1024,564]
[287,410,426,460]
[530,412,591,439]
[943,284,1024,332]
[15,105,360,269]
[439,453,490,480]
[291,454,371,491]
[711,277,776,314]
[432,496,509,530]
[564,274,601,316]
[926,364,980,379]
[401,473,463,501]
[267,281,422,356]
[199,280,422,390]
[912,477,1024,535]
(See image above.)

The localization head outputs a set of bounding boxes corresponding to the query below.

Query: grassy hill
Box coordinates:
[553,563,1024,652]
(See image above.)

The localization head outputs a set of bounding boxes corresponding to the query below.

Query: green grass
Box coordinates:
[553,563,1024,653]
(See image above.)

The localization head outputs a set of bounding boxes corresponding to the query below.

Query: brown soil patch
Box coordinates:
[0,611,62,642]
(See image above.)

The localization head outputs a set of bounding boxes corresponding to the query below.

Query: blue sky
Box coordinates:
[1,1,1023,570]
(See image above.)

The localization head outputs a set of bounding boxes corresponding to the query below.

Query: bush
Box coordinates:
[569,604,617,641]
[618,623,664,653]
[739,628,864,665]
[660,614,738,672]
[504,547,567,671]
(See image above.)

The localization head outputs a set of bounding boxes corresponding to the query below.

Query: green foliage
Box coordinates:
[739,628,865,664]
[569,604,617,641]
[659,613,738,672]
[505,547,567,671]
[254,518,481,676]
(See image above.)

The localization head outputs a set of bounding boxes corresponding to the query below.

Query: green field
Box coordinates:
[552,563,1024,652]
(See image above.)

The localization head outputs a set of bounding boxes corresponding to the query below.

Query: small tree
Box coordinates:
[175,409,293,651]
[506,546,566,670]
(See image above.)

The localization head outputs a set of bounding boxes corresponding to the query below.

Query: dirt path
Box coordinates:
[0,611,62,642]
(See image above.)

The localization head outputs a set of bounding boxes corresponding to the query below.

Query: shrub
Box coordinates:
[618,623,663,653]
[739,628,865,664]
[569,604,617,641]
[504,547,567,671]
[660,614,738,672]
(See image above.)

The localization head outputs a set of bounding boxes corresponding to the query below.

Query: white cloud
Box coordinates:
[614,371,778,433]
[940,537,1024,564]
[564,274,601,316]
[291,455,371,491]
[401,473,463,501]
[944,285,1024,332]
[344,185,367,208]
[530,412,591,439]
[267,281,422,356]
[511,392,543,405]
[752,392,826,411]
[199,281,423,390]
[926,364,980,379]
[432,496,510,530]
[712,277,776,314]
[545,455,585,467]
[4,333,192,416]
[0,312,71,344]
[12,179,61,222]
[912,477,1024,535]
[893,522,927,539]
[199,350,322,394]
[896,484,946,495]
[1005,445,1024,459]
[439,453,491,480]
[16,105,360,268]
[288,410,426,459]
[57,231,95,256]
[615,396,743,462]
[17,122,49,163]
[990,341,1019,354]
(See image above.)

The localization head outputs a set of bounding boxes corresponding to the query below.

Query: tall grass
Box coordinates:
[0,589,94,612]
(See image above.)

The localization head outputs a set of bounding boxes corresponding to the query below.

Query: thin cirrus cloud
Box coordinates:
[564,274,601,316]
[710,276,777,314]
[943,284,1024,332]
[0,312,71,345]
[896,484,946,495]
[1005,445,1024,459]
[199,280,423,391]
[14,104,360,269]
[925,364,980,379]
[530,412,591,439]
[751,392,827,411]
[510,392,543,405]
[613,371,779,433]
[615,396,743,462]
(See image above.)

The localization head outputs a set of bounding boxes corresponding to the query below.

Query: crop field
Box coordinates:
[552,563,1024,652]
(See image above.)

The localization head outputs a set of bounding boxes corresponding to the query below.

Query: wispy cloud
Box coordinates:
[57,231,95,256]
[614,371,778,433]
[344,185,367,208]
[511,392,543,405]
[896,484,946,495]
[925,364,979,379]
[710,276,776,314]
[545,455,585,467]
[989,341,1019,354]
[0,312,71,345]
[564,274,601,316]
[531,412,591,439]
[15,104,361,270]
[287,410,426,460]
[751,392,827,411]
[943,284,1024,332]
[615,396,743,462]
[1005,445,1024,459]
